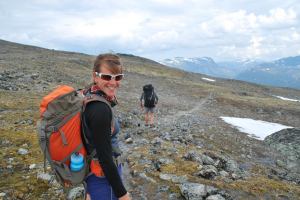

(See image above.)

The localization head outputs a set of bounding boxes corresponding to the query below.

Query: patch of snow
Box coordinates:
[202,77,216,82]
[220,117,293,140]
[274,95,300,102]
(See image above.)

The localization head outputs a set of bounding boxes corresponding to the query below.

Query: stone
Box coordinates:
[275,160,286,168]
[264,128,300,173]
[125,138,133,144]
[67,186,84,200]
[29,164,36,169]
[171,175,188,183]
[183,151,203,164]
[206,194,226,200]
[151,137,164,145]
[158,158,174,165]
[159,173,173,181]
[224,158,240,173]
[201,154,215,165]
[198,165,218,179]
[37,172,53,182]
[158,185,169,192]
[219,170,229,177]
[139,173,156,183]
[179,183,218,200]
[18,148,29,155]
[159,173,188,183]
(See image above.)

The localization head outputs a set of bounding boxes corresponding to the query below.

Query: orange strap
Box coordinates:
[90,160,104,177]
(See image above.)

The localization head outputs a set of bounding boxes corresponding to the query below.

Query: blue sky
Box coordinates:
[0,0,299,61]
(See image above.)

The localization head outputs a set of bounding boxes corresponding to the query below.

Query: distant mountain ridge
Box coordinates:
[236,56,300,89]
[161,55,300,89]
[162,56,235,78]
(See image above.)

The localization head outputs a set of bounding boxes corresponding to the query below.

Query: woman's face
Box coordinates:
[93,66,121,98]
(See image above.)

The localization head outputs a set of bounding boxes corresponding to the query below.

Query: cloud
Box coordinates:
[258,8,296,27]
[0,0,299,61]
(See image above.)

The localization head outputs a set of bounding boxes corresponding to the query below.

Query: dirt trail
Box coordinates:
[160,93,213,125]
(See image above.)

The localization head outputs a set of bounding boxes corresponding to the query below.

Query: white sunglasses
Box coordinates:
[95,72,124,81]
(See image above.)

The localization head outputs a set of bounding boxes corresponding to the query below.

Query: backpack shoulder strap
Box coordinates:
[83,94,112,112]
[83,93,114,126]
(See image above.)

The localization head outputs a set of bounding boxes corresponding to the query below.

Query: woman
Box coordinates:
[82,54,131,200]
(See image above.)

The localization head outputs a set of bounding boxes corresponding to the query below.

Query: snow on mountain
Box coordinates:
[161,55,300,89]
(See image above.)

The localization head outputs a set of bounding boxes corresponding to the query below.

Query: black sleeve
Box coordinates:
[84,102,127,198]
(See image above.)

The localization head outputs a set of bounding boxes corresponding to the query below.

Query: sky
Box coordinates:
[220,117,293,140]
[0,0,300,61]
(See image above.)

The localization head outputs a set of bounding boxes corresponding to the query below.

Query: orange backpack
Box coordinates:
[37,85,113,186]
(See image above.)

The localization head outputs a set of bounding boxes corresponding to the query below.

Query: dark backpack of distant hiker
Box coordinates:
[143,84,157,107]
[37,85,114,187]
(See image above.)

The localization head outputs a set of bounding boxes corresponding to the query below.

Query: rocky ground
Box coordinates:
[0,39,300,200]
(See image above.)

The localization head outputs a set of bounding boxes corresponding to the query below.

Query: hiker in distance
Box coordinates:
[140,84,158,127]
[83,54,131,200]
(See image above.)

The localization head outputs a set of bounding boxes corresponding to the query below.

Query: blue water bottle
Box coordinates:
[70,152,84,172]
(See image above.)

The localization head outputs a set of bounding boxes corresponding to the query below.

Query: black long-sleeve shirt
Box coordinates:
[83,101,127,198]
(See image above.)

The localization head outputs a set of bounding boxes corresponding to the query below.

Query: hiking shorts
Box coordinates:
[144,107,155,113]
[86,164,123,200]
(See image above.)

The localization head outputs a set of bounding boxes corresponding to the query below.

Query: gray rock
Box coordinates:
[29,164,36,169]
[151,137,164,145]
[158,158,174,165]
[140,173,156,183]
[264,128,300,173]
[168,193,184,200]
[206,194,225,200]
[158,185,169,192]
[183,151,203,164]
[219,170,229,177]
[159,173,174,181]
[198,165,218,179]
[18,148,29,155]
[275,160,286,168]
[8,157,14,163]
[37,172,53,182]
[0,193,6,197]
[224,158,240,173]
[125,138,133,144]
[162,132,172,141]
[201,154,215,165]
[179,183,218,200]
[67,186,84,200]
[2,139,11,145]
[159,173,188,183]
[171,175,188,183]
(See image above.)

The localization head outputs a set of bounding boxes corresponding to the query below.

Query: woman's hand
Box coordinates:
[119,192,131,200]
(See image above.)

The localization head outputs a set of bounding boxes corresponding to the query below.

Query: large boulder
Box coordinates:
[264,128,300,173]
